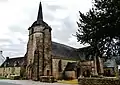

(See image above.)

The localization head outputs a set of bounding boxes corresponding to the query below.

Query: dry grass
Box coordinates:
[57,79,78,85]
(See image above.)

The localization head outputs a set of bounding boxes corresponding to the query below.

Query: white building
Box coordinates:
[0,51,5,66]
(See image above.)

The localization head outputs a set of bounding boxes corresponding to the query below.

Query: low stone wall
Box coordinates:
[39,76,56,83]
[78,77,120,85]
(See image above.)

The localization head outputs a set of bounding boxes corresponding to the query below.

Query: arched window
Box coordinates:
[58,60,62,72]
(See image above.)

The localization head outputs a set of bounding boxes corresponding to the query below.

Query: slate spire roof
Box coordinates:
[37,2,43,21]
[29,2,51,29]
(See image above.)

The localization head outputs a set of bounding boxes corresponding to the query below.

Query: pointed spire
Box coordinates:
[37,2,43,21]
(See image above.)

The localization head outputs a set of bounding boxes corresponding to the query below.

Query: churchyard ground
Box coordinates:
[0,80,78,85]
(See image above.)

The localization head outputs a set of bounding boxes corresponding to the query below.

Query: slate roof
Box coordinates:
[29,20,51,29]
[52,42,89,60]
[103,55,120,67]
[103,58,116,68]
[76,46,91,60]
[0,57,25,67]
[52,42,78,60]
[64,62,77,71]
[115,56,120,65]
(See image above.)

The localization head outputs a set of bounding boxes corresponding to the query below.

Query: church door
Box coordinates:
[47,70,50,76]
[77,68,80,78]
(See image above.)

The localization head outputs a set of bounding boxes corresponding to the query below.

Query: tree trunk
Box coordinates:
[94,54,98,76]
[114,58,119,78]
[98,57,104,76]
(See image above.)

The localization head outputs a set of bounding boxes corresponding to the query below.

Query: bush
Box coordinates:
[39,76,56,83]
[10,75,20,80]
[20,76,27,80]
[0,76,9,79]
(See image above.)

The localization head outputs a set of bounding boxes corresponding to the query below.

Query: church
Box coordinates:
[25,2,94,80]
[0,2,111,81]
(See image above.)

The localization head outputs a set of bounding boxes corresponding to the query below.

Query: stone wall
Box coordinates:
[52,58,60,79]
[77,60,95,77]
[43,28,52,76]
[52,58,76,79]
[62,59,76,71]
[0,67,4,76]
[78,77,120,85]
[0,67,21,78]
[27,23,52,80]
[65,71,76,79]
[27,26,44,66]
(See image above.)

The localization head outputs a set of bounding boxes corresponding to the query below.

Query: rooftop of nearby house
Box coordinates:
[103,56,120,68]
[0,57,26,67]
[104,59,116,68]
[116,56,120,65]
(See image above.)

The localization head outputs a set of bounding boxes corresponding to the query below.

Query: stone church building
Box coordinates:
[0,2,101,80]
[0,2,119,81]
[25,2,96,80]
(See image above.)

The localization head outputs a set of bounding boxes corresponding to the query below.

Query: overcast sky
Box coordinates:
[0,0,92,58]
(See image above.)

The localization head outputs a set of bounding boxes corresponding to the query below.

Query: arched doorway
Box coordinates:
[83,69,90,77]
[77,68,80,78]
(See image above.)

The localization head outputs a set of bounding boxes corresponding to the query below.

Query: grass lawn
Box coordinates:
[57,79,78,84]
[0,76,9,80]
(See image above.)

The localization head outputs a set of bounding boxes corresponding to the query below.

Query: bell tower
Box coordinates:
[26,2,52,80]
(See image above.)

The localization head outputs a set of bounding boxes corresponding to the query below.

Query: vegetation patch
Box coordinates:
[57,79,78,84]
[0,76,9,79]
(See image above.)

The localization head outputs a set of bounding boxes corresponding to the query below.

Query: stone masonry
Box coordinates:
[78,77,120,85]
[26,2,52,80]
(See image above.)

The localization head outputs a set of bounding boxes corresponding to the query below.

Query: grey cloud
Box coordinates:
[9,25,24,32]
[44,12,55,21]
[1,44,25,51]
[4,50,25,57]
[23,7,38,23]
[52,16,77,42]
[0,39,13,44]
[1,44,26,57]
[18,38,28,45]
[44,3,66,21]
[46,4,65,11]
[0,0,8,2]
[3,24,28,57]
[43,5,59,21]
[8,25,28,36]
[0,36,27,57]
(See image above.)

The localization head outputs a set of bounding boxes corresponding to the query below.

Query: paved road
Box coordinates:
[0,80,76,85]
[0,80,21,85]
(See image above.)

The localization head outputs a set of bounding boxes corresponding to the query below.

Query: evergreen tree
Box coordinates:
[76,0,120,59]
